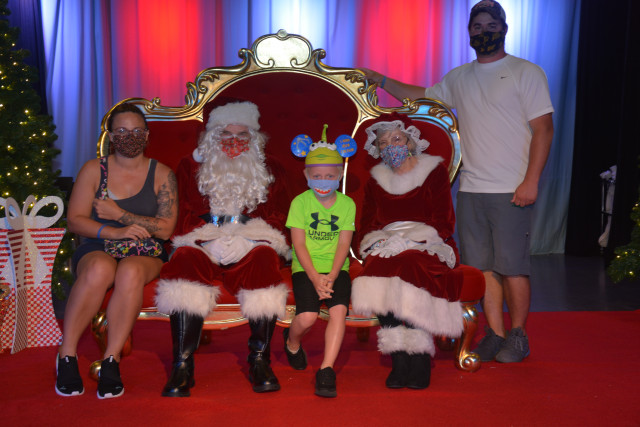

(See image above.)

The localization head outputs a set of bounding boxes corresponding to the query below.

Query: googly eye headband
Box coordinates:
[291,124,357,167]
[363,113,430,159]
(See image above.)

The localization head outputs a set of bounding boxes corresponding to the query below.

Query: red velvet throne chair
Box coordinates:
[90,30,485,377]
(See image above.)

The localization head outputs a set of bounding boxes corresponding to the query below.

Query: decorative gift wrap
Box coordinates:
[0,196,66,353]
[0,236,11,337]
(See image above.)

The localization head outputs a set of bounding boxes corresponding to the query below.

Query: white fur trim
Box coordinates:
[371,154,442,195]
[172,218,291,262]
[236,283,289,321]
[377,326,435,356]
[155,279,220,318]
[352,275,463,337]
[404,327,436,355]
[377,326,406,354]
[206,102,260,132]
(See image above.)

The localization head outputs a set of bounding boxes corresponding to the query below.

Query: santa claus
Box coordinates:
[155,101,291,396]
[352,113,464,390]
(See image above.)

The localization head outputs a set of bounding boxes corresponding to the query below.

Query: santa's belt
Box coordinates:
[200,213,250,227]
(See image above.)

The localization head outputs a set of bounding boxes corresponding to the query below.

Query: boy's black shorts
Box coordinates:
[292,270,351,315]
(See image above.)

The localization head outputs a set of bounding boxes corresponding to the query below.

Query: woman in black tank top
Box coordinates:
[55,104,178,399]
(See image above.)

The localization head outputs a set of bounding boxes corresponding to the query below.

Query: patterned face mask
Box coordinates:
[469,30,506,55]
[111,133,147,158]
[220,137,250,158]
[380,144,410,169]
[307,178,340,198]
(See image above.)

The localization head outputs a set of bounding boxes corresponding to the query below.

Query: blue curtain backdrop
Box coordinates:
[5,0,48,114]
[33,0,580,254]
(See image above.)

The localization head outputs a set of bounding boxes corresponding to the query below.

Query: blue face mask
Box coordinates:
[380,144,410,169]
[307,178,340,198]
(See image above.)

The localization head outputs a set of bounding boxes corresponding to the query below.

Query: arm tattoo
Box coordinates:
[116,171,177,233]
[156,171,177,218]
[118,211,160,233]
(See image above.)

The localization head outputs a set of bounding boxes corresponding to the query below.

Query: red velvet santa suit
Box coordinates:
[352,154,464,356]
[154,153,291,321]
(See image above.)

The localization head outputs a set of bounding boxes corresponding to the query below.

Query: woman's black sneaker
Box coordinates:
[315,367,337,398]
[55,354,84,396]
[97,355,124,399]
[283,328,308,370]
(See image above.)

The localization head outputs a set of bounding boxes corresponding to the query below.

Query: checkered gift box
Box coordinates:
[1,196,65,353]
[0,229,12,347]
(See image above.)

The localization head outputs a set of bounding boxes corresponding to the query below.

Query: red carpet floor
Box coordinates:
[2,311,639,426]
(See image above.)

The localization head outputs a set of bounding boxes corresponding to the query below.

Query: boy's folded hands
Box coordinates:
[310,272,335,300]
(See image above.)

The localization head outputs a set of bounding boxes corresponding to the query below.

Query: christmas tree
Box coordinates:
[607,167,640,283]
[0,1,73,297]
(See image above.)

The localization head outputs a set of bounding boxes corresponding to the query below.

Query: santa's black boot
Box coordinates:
[386,351,411,388]
[406,353,432,390]
[161,312,204,397]
[247,316,280,393]
[377,313,409,388]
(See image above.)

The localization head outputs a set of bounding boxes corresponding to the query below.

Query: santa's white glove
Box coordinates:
[202,238,228,263]
[220,236,256,265]
[371,234,417,258]
[363,239,385,259]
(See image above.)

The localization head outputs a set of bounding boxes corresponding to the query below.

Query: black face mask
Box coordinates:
[470,30,506,55]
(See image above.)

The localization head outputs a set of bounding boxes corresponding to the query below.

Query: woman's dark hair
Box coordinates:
[107,103,148,131]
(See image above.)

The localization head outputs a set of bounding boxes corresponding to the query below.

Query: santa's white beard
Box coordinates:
[197,140,273,215]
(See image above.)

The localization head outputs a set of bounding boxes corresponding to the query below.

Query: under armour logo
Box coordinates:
[310,212,339,231]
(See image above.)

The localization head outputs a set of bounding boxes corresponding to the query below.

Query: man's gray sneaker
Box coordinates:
[495,327,530,363]
[472,326,506,362]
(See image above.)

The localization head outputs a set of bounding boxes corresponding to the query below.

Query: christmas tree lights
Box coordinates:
[0,1,73,297]
[607,188,640,283]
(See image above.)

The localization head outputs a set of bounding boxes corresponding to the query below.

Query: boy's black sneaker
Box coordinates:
[315,367,337,398]
[283,328,308,370]
[97,355,124,399]
[55,354,84,397]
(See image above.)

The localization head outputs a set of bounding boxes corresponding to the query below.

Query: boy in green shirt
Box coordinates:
[284,129,356,397]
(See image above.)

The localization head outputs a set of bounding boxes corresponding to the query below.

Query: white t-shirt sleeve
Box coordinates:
[425,80,453,106]
[518,62,555,122]
[424,65,465,108]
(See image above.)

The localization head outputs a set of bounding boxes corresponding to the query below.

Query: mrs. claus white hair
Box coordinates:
[364,120,430,159]
[196,124,273,215]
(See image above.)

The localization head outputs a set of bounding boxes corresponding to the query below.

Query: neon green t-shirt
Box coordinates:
[286,189,356,274]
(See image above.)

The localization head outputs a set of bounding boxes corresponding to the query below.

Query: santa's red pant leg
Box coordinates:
[155,245,287,396]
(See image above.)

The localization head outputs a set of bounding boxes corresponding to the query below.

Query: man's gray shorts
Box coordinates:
[457,192,532,276]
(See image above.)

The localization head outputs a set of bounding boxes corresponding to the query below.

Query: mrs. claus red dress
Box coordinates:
[352,154,464,354]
